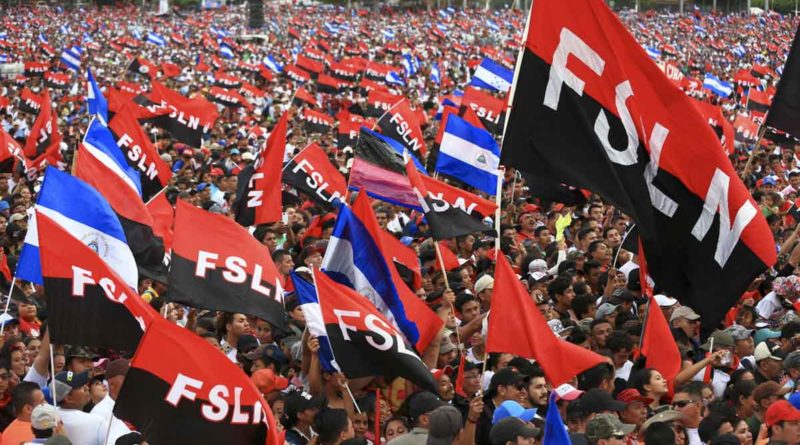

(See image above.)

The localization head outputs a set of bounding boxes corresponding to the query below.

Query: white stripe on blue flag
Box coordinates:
[0,55,8,63]
[263,55,282,73]
[321,203,420,345]
[86,69,108,125]
[146,32,166,47]
[470,57,513,92]
[386,71,405,86]
[17,168,138,287]
[82,118,141,196]
[219,43,234,59]
[38,33,48,44]
[645,46,661,60]
[703,73,733,97]
[293,272,338,372]
[382,29,395,40]
[430,63,441,85]
[60,46,82,71]
[436,114,500,195]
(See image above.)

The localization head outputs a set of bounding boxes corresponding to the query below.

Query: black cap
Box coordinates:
[611,288,637,302]
[245,344,288,368]
[626,270,641,292]
[489,368,525,395]
[489,417,540,445]
[236,335,259,354]
[66,346,97,361]
[579,388,627,414]
[284,390,325,416]
[409,391,447,419]
[55,370,90,390]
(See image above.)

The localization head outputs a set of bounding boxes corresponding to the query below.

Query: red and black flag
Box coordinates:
[213,71,243,89]
[24,89,62,166]
[282,142,347,208]
[169,200,286,328]
[44,71,70,90]
[205,86,253,110]
[300,108,334,134]
[296,55,324,79]
[114,316,280,445]
[501,0,776,327]
[0,128,26,173]
[734,114,759,144]
[37,211,158,351]
[376,99,427,159]
[140,81,219,148]
[405,156,490,240]
[292,87,319,108]
[747,89,771,114]
[284,65,311,83]
[459,87,505,134]
[127,57,158,78]
[765,25,800,140]
[109,108,173,201]
[365,89,402,118]
[18,88,43,115]
[145,189,175,255]
[419,174,498,218]
[337,119,361,151]
[24,61,48,78]
[692,99,734,155]
[39,44,55,58]
[317,74,343,94]
[233,113,287,226]
[330,62,361,82]
[315,269,438,394]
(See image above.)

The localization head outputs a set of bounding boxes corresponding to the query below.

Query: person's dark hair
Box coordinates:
[572,281,590,295]
[628,368,656,395]
[315,408,350,445]
[12,381,40,415]
[533,226,549,237]
[381,416,410,438]
[590,318,611,332]
[644,422,676,445]
[577,363,614,391]
[567,328,588,346]
[583,260,602,274]
[606,331,633,353]
[587,240,605,257]
[547,276,572,300]
[571,294,595,320]
[271,249,291,265]
[454,293,478,314]
[725,380,756,408]
[576,227,594,244]
[782,320,800,339]
[675,381,704,400]
[614,310,636,328]
[698,415,727,443]
[729,369,754,387]
[31,426,53,439]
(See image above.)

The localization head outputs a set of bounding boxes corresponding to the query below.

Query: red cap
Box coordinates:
[251,369,289,395]
[210,168,224,177]
[616,388,654,405]
[431,365,454,381]
[552,203,565,212]
[766,400,800,426]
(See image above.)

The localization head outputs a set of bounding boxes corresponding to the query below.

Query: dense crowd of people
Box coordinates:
[0,1,796,445]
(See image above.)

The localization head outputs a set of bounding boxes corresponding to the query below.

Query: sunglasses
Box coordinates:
[672,400,695,408]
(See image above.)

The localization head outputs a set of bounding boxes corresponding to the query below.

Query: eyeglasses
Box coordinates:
[672,400,696,408]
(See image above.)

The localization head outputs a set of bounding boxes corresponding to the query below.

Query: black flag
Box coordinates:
[765,25,800,140]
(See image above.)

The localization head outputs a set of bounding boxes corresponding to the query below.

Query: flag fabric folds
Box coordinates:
[37,212,157,351]
[765,25,800,140]
[500,0,775,327]
[376,99,427,159]
[60,46,82,71]
[168,200,286,330]
[436,114,500,195]
[87,68,108,123]
[314,269,438,394]
[282,142,347,209]
[17,167,138,288]
[486,254,606,386]
[292,272,338,372]
[469,57,513,92]
[703,74,733,97]
[114,316,280,445]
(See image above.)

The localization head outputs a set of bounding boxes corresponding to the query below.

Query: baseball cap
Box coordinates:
[547,319,573,337]
[489,417,540,445]
[8,213,25,223]
[439,340,457,355]
[754,342,783,362]
[105,359,130,380]
[763,176,777,186]
[616,388,654,405]
[701,330,736,351]
[0,201,9,212]
[492,400,537,424]
[640,409,683,433]
[654,294,678,307]
[529,271,550,283]
[785,351,800,371]
[284,390,325,417]
[725,325,754,341]
[237,334,259,354]
[554,383,584,401]
[669,305,700,322]
[580,389,627,414]
[474,275,494,294]
[766,400,800,426]
[753,381,781,404]
[65,346,97,361]
[789,392,800,410]
[245,344,288,368]
[428,405,463,445]
[210,167,225,177]
[611,288,637,302]
[31,404,59,430]
[241,152,255,161]
[251,369,289,394]
[595,303,619,320]
[754,328,782,346]
[488,368,525,396]
[54,370,90,402]
[409,391,446,419]
[230,148,241,155]
[528,259,548,274]
[196,183,209,192]
[585,413,635,442]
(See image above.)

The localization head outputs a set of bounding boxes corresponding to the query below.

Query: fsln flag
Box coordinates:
[764,24,800,141]
[500,0,776,327]
[114,316,281,445]
[406,155,490,240]
[17,167,138,288]
[86,68,108,124]
[292,271,338,372]
[281,142,347,209]
[314,269,437,394]
[169,200,286,330]
[60,46,82,71]
[233,113,287,226]
[37,211,158,351]
[470,57,513,92]
[376,98,428,158]
[436,114,500,195]
[322,194,420,347]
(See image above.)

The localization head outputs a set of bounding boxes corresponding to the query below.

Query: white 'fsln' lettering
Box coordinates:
[544,28,605,111]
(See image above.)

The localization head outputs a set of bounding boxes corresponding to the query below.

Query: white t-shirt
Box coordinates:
[756,291,783,320]
[23,366,48,389]
[615,361,633,381]
[90,395,132,443]
[57,408,109,445]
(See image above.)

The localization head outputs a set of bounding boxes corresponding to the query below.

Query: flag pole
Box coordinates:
[433,241,465,348]
[612,223,636,269]
[495,167,504,252]
[0,277,15,335]
[740,121,769,181]
[49,345,57,408]
[344,382,361,414]
[370,98,405,131]
[500,0,534,144]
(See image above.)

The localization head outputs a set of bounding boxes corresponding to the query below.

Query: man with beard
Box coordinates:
[476,368,527,445]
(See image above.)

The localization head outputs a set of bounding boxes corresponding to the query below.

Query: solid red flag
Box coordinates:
[146,189,175,254]
[351,193,443,353]
[486,254,606,386]
[454,353,467,397]
[379,230,423,291]
[113,315,280,445]
[233,113,287,226]
[24,89,62,168]
[434,241,461,271]
[0,248,11,283]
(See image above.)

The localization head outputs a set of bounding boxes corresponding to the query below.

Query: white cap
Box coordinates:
[528,259,548,274]
[654,294,678,307]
